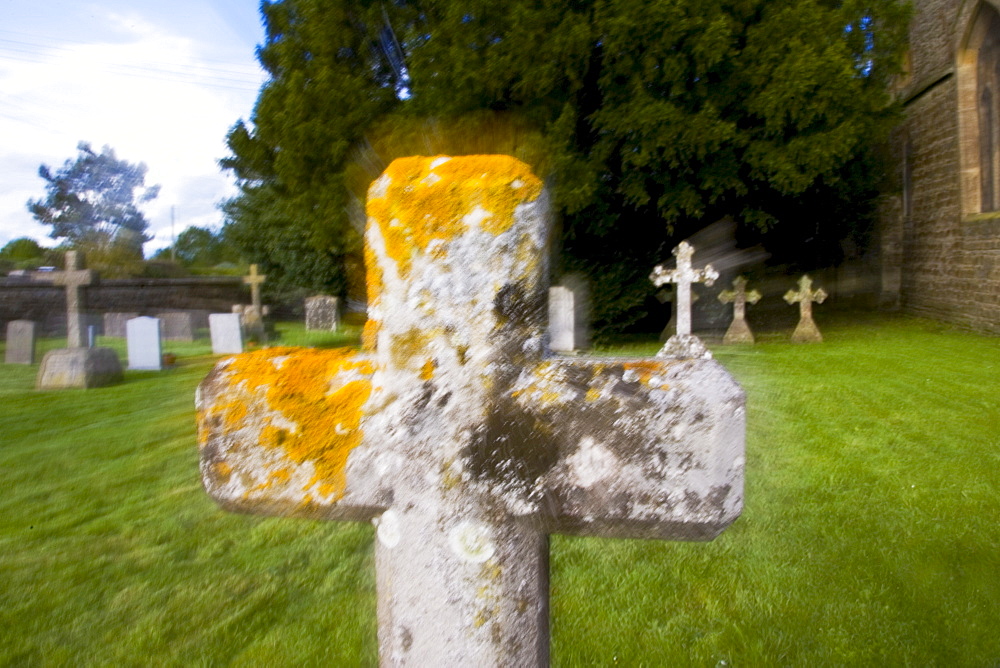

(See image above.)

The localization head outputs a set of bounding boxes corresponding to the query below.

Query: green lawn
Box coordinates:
[1,315,998,665]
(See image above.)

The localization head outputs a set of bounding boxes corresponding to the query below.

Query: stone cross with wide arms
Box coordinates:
[197,156,745,666]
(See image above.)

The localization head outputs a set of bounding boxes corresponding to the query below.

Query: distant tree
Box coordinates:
[0,237,44,263]
[27,142,160,262]
[222,0,911,335]
[152,226,239,268]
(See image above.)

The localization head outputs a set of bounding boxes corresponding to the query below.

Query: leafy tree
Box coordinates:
[0,237,44,263]
[152,226,239,268]
[27,142,160,262]
[223,0,910,335]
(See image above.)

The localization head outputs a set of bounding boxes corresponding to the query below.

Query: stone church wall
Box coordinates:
[881,0,1000,334]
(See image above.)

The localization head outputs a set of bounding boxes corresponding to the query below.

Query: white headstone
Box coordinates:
[548,277,590,353]
[126,317,163,370]
[209,313,244,354]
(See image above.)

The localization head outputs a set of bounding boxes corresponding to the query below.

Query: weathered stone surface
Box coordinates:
[305,295,340,331]
[718,276,762,344]
[209,313,243,354]
[156,311,195,342]
[784,275,827,343]
[197,156,745,666]
[36,347,123,389]
[5,320,36,364]
[127,317,162,370]
[103,312,139,338]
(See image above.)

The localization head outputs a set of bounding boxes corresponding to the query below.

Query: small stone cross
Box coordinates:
[242,264,267,312]
[718,276,762,344]
[784,275,827,343]
[197,156,745,666]
[43,251,95,348]
[649,241,718,358]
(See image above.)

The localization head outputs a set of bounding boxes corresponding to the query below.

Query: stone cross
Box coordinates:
[197,156,745,666]
[43,251,95,348]
[784,274,827,343]
[242,264,267,313]
[649,241,718,358]
[718,276,762,344]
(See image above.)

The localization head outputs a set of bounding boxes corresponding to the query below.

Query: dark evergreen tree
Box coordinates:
[222,0,910,335]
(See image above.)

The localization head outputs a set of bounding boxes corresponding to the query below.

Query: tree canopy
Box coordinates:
[222,0,910,334]
[27,142,160,257]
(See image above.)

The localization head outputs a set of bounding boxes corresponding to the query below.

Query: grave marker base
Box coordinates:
[36,348,123,389]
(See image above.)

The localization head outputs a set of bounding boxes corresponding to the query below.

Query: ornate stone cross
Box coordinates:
[784,275,827,343]
[718,276,762,344]
[49,250,95,348]
[197,156,745,666]
[649,241,718,358]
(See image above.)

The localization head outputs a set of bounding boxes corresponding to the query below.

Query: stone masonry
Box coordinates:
[880,0,1000,333]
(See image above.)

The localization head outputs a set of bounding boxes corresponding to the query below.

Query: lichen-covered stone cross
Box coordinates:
[197,156,745,666]
[784,274,827,343]
[718,276,762,344]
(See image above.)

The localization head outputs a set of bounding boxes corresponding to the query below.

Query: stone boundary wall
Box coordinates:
[0,277,246,338]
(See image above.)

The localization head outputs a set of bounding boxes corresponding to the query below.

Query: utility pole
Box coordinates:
[171,206,176,263]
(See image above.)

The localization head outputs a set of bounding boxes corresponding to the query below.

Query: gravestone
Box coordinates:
[5,320,37,365]
[126,317,163,371]
[548,276,590,353]
[104,312,138,338]
[34,252,122,389]
[209,313,243,354]
[784,275,827,343]
[197,156,745,666]
[156,311,195,342]
[718,276,762,344]
[658,287,700,343]
[305,295,341,331]
[649,241,719,358]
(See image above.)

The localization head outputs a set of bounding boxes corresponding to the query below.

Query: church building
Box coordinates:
[880,0,1000,333]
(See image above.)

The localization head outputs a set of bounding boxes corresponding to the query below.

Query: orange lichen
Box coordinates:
[420,358,436,381]
[365,155,543,277]
[222,347,377,500]
[623,360,667,385]
[213,461,232,481]
[363,319,380,352]
[585,388,602,402]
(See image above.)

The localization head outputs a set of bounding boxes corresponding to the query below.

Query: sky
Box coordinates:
[1,0,268,254]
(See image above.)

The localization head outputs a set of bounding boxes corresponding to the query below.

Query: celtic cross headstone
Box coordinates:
[718,276,762,344]
[784,274,827,343]
[197,156,745,666]
[649,241,719,358]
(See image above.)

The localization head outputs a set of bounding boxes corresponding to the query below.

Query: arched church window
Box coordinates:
[958,2,1000,215]
[977,8,1000,210]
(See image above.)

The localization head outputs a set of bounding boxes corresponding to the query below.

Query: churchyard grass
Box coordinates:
[1,314,997,664]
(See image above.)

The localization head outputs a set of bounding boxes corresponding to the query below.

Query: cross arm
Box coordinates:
[196,347,392,521]
[503,357,745,541]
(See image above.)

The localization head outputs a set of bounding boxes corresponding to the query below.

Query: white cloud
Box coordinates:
[0,4,265,253]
